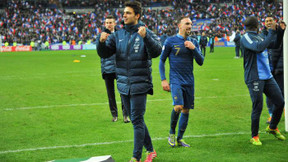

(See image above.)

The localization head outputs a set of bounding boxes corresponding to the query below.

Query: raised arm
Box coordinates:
[267,21,286,49]
[144,29,162,58]
[241,30,277,53]
[96,32,116,58]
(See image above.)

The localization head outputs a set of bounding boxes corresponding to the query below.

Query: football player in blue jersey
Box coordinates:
[240,16,286,146]
[159,16,204,147]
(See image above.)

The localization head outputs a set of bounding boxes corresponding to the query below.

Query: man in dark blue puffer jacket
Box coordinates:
[97,15,129,123]
[97,1,161,162]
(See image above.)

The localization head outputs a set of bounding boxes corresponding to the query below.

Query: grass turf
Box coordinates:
[0,48,287,162]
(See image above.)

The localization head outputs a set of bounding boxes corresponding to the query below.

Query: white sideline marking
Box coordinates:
[3,95,249,111]
[0,132,251,154]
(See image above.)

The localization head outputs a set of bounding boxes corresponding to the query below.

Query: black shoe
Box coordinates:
[123,116,130,123]
[112,117,118,122]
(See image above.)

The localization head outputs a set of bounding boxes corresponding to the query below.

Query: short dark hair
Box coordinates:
[244,16,258,31]
[125,1,142,18]
[266,13,274,19]
[177,16,190,24]
[106,15,115,20]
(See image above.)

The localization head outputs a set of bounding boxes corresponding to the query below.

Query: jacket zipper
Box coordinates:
[126,33,132,86]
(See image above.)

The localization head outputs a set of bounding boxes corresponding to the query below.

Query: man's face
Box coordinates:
[178,18,192,36]
[105,18,116,32]
[265,17,274,29]
[123,7,139,25]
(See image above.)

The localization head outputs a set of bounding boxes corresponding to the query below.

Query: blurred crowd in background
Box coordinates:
[0,0,283,45]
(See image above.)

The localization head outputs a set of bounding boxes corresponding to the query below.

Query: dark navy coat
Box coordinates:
[261,27,285,74]
[97,22,162,95]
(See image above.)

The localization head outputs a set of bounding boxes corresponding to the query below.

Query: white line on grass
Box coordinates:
[3,94,249,111]
[0,131,251,154]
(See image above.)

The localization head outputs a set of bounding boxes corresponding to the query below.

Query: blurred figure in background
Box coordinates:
[96,15,129,123]
[199,32,207,56]
[233,30,241,58]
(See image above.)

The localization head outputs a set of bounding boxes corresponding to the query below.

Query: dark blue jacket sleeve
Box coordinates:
[272,27,285,49]
[144,29,162,58]
[159,39,172,81]
[96,33,116,58]
[241,30,277,53]
[260,28,284,49]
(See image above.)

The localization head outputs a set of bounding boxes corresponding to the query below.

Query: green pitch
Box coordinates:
[0,48,287,162]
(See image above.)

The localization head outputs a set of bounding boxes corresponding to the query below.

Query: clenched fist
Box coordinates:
[100,32,110,43]
[279,20,286,30]
[184,41,195,50]
[138,26,146,38]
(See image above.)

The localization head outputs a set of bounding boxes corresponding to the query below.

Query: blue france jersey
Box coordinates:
[159,34,204,85]
[257,49,272,80]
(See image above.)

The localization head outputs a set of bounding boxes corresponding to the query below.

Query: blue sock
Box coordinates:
[169,109,180,134]
[177,113,189,141]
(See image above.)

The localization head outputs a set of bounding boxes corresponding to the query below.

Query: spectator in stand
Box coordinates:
[0,0,283,46]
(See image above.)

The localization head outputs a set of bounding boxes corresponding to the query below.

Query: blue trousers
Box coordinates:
[121,93,153,160]
[247,78,284,137]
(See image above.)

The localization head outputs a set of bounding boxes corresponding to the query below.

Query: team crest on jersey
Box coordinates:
[174,96,178,100]
[134,36,140,53]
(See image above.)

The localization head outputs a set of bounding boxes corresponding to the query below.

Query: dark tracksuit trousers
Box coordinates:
[121,93,153,160]
[210,44,214,53]
[201,45,206,56]
[235,46,241,57]
[247,78,284,137]
[103,73,127,117]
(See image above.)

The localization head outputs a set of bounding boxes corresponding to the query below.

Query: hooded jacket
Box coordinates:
[97,21,162,95]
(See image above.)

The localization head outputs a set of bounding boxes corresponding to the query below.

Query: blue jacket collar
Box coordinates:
[177,34,189,40]
[124,21,145,33]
